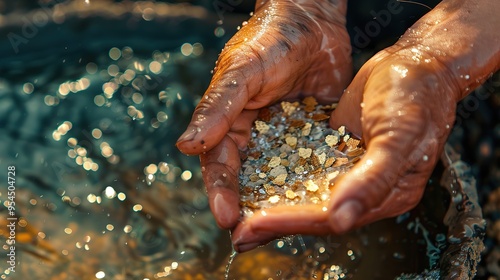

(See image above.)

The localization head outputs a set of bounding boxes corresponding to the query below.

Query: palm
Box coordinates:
[176,0,352,230]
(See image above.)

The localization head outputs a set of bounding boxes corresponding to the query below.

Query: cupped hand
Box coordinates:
[231,0,500,252]
[176,0,352,228]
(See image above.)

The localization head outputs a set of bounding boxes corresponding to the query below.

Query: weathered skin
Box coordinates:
[177,0,500,252]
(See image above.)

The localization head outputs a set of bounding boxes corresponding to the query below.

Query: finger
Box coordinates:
[231,222,279,253]
[327,110,429,234]
[200,109,259,229]
[231,205,331,252]
[329,64,370,136]
[201,136,243,229]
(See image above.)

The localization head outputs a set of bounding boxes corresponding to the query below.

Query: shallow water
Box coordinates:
[0,1,495,279]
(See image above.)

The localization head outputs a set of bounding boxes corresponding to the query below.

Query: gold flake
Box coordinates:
[255,120,270,134]
[298,148,312,158]
[301,123,312,136]
[346,138,361,150]
[294,166,304,174]
[273,173,287,186]
[317,152,326,165]
[281,101,299,116]
[304,180,319,192]
[324,157,336,168]
[269,195,280,204]
[325,135,339,147]
[338,125,346,136]
[285,190,297,199]
[268,156,281,168]
[264,184,275,194]
[285,136,297,148]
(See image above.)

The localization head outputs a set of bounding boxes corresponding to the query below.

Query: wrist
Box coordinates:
[394,0,500,102]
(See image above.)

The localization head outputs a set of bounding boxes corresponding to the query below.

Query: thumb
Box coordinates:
[327,138,403,234]
[329,65,370,136]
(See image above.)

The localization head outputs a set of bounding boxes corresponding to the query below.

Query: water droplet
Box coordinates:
[423,155,429,161]
[224,249,237,280]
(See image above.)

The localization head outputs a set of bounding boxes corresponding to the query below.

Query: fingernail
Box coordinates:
[176,127,197,144]
[235,242,261,253]
[213,193,238,229]
[330,200,363,234]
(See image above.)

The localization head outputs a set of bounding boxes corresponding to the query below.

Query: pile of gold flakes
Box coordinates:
[239,97,365,217]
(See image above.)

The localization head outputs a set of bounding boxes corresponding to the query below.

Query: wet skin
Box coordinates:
[177,0,500,252]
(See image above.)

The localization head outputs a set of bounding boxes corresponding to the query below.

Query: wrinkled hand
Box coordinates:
[177,0,352,228]
[230,0,500,252]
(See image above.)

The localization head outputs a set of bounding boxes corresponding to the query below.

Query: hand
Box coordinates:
[230,0,500,252]
[176,0,352,228]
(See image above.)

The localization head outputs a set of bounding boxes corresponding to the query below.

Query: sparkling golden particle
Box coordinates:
[294,166,304,174]
[304,180,319,192]
[254,120,270,134]
[285,189,297,199]
[298,148,312,159]
[317,152,326,165]
[273,173,287,186]
[268,195,280,204]
[301,123,312,136]
[281,101,298,116]
[268,156,281,168]
[264,184,275,194]
[346,138,361,150]
[338,125,346,136]
[285,136,297,148]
